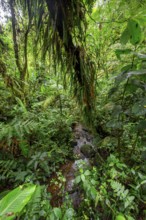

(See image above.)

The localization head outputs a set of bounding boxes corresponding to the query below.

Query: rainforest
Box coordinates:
[0,0,146,219]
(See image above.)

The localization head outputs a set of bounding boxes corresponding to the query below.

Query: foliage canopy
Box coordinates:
[0,0,146,219]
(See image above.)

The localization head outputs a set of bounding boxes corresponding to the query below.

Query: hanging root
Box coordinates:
[45,0,96,122]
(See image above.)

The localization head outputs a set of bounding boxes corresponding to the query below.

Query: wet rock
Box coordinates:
[47,123,94,208]
[73,146,85,159]
[71,122,78,130]
[69,191,83,209]
[74,133,80,139]
[80,144,95,158]
[82,127,89,132]
[85,134,92,142]
[70,140,78,148]
[73,158,90,169]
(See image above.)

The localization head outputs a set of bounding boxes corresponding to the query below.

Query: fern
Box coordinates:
[21,185,51,220]
[22,185,42,219]
[110,180,135,210]
[0,117,38,156]
[0,160,17,182]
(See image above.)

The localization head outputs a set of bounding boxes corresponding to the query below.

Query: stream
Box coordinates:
[48,123,94,208]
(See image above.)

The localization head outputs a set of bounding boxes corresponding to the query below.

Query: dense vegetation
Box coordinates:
[0,0,146,219]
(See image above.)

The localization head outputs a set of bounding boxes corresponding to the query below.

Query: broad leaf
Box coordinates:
[53,207,62,219]
[115,49,132,60]
[115,214,126,220]
[121,19,142,45]
[0,184,36,220]
[121,28,129,45]
[128,19,142,45]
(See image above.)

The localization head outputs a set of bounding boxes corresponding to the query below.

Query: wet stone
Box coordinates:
[47,123,94,208]
[82,127,88,132]
[70,140,78,148]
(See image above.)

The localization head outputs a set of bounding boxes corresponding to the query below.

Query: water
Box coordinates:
[48,123,94,207]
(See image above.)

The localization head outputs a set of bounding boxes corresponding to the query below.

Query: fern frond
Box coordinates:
[0,160,17,181]
[22,185,42,219]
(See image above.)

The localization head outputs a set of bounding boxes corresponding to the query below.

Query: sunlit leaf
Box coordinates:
[0,185,36,220]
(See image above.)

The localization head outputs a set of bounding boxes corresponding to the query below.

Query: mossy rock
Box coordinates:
[80,144,95,158]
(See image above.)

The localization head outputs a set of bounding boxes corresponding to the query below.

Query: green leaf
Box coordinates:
[126,216,135,220]
[50,213,55,220]
[115,214,126,220]
[137,120,146,131]
[121,64,133,72]
[121,28,129,45]
[0,184,36,220]
[132,103,146,116]
[124,196,135,209]
[106,120,122,129]
[75,176,81,184]
[134,53,146,60]
[81,174,85,182]
[127,69,146,78]
[84,170,90,176]
[128,19,142,45]
[136,15,146,25]
[53,207,62,219]
[115,49,132,60]
[15,97,27,114]
[121,19,142,45]
[90,187,97,200]
[63,208,75,219]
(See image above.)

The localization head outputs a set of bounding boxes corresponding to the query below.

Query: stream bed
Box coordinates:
[48,123,94,207]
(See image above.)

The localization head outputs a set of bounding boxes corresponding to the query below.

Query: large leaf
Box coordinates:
[128,19,142,45]
[137,120,146,131]
[136,15,146,25]
[115,49,132,60]
[134,52,146,60]
[127,69,146,78]
[0,184,36,220]
[115,69,146,86]
[121,28,129,45]
[53,207,62,219]
[121,19,142,45]
[132,101,146,116]
[115,214,126,220]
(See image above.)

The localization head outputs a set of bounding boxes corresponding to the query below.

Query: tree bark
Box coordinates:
[9,0,23,78]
